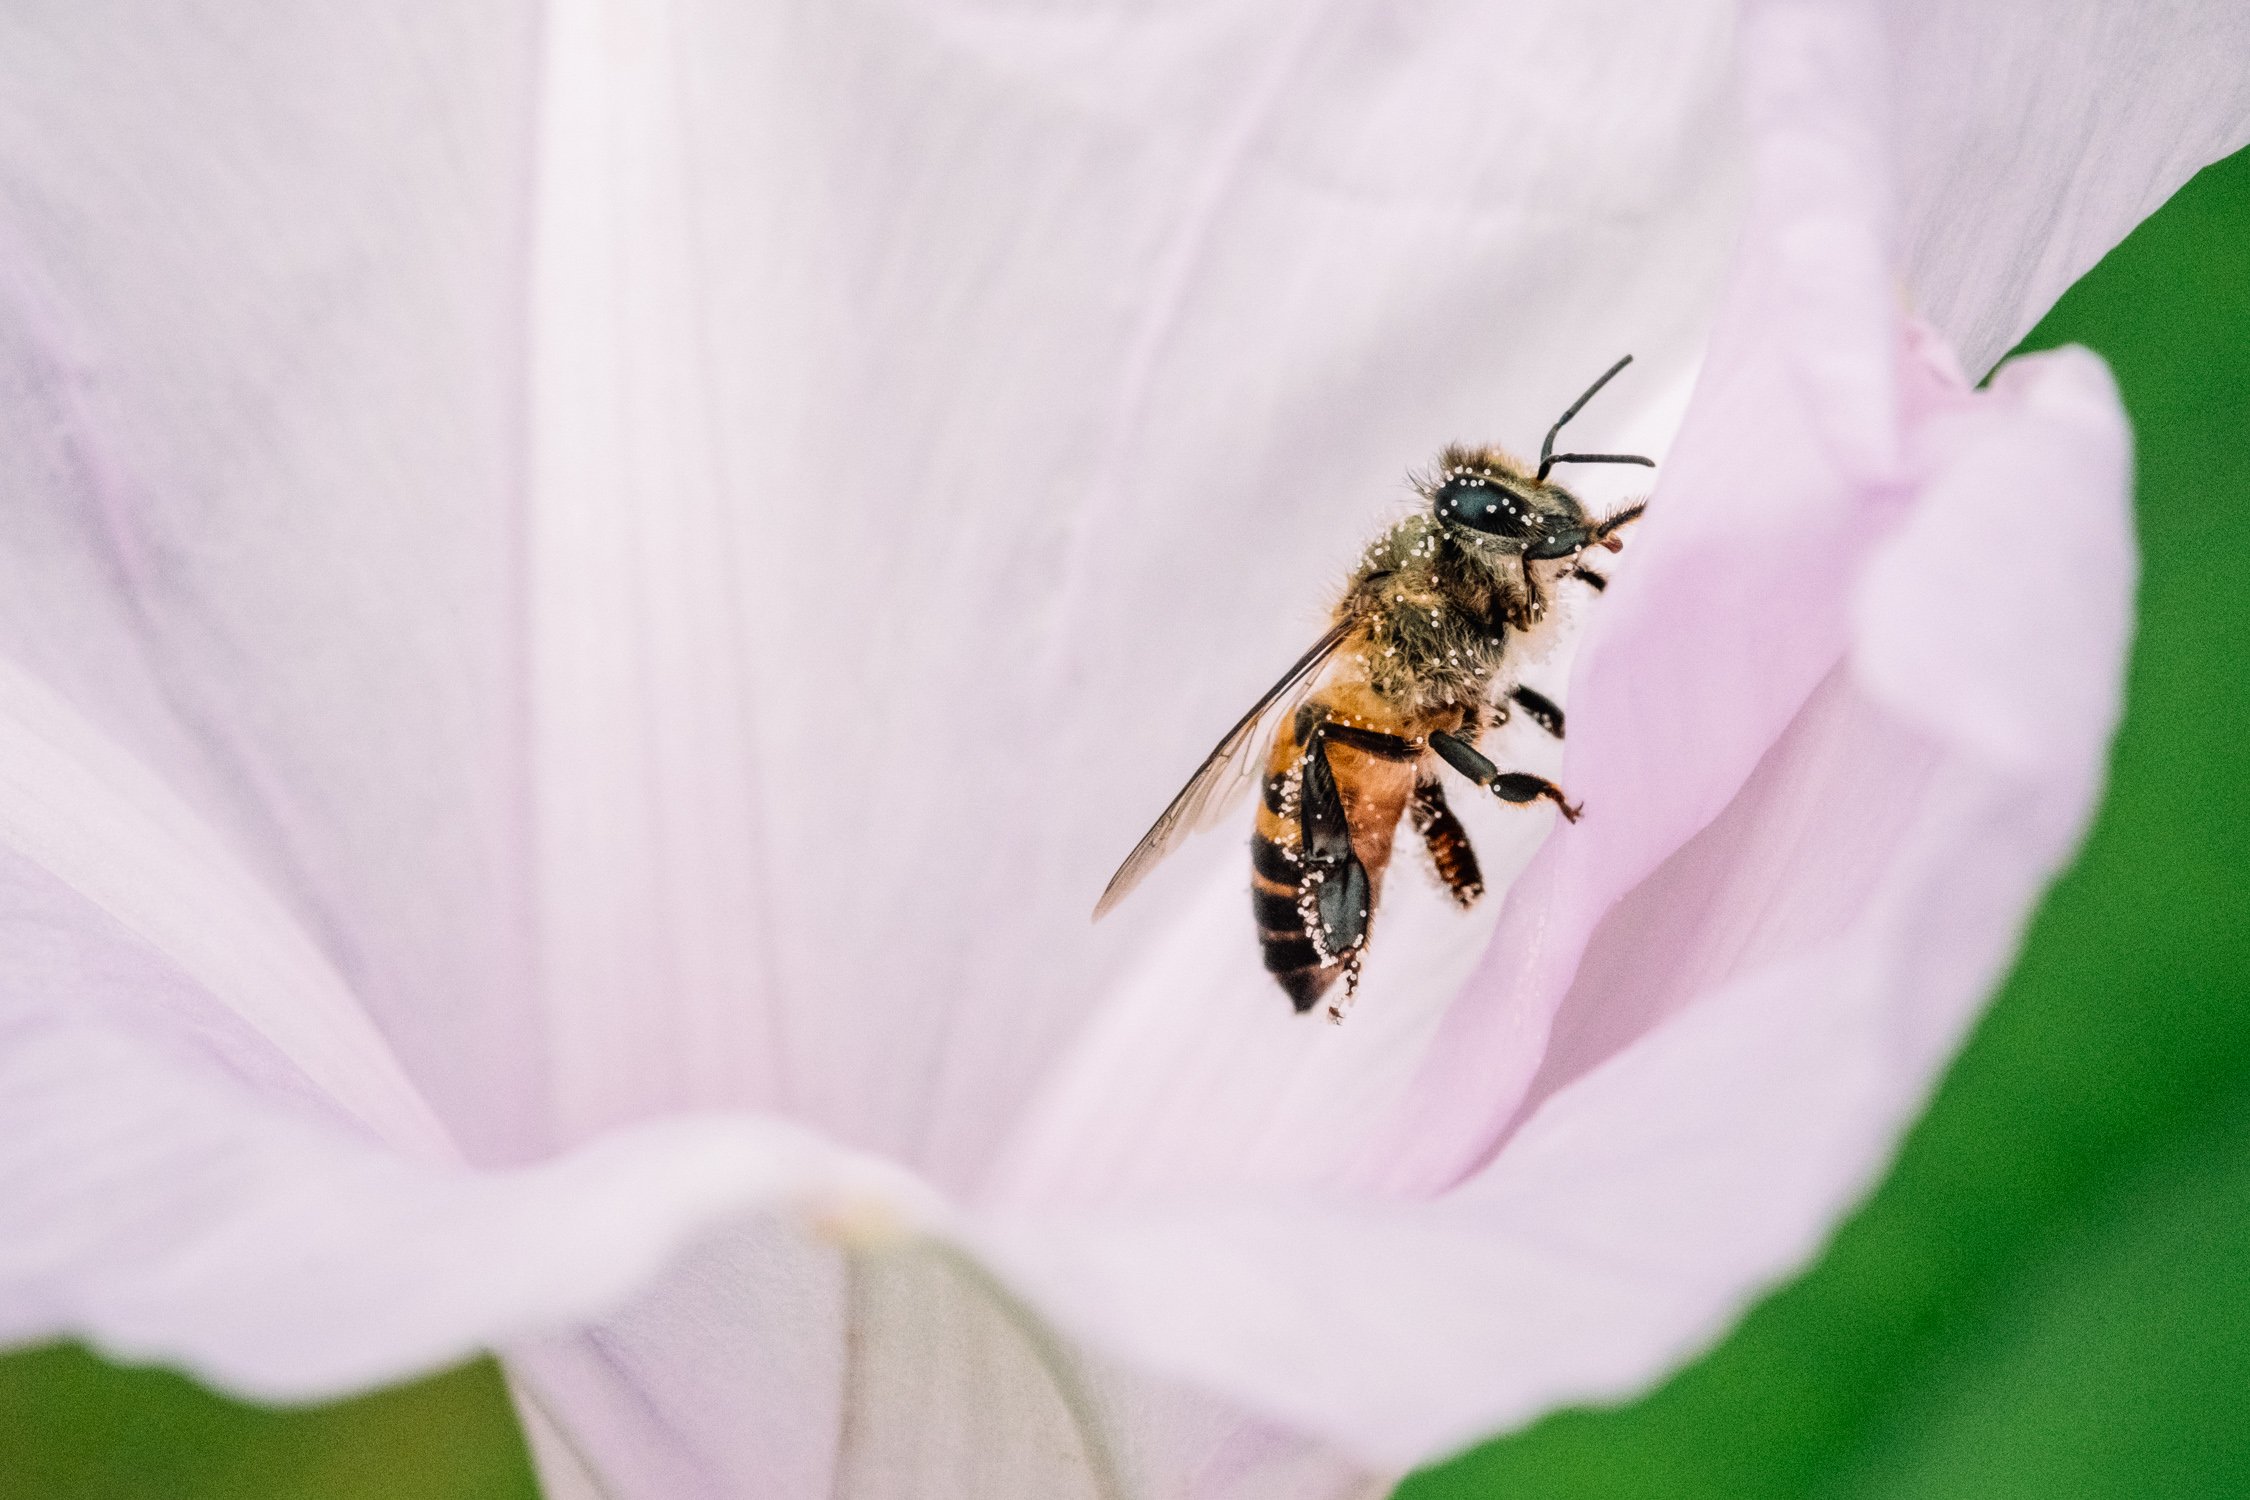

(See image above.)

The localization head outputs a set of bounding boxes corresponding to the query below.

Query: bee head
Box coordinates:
[1428,457,1591,558]
[1428,354,1657,561]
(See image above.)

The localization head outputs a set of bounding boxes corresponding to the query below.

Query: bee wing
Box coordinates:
[1092,618,1356,920]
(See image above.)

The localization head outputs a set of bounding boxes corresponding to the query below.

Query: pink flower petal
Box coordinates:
[0,8,549,1160]
[507,1228,1390,1498]
[0,857,937,1394]
[0,0,1752,1185]
[0,669,1371,1493]
[0,897,942,1494]
[0,658,450,1157]
[1358,0,2195,1194]
[0,0,2243,1495]
[505,0,1751,1190]
[0,923,1382,1496]
[973,338,2132,1469]
[985,0,2250,1211]
[1890,0,2250,376]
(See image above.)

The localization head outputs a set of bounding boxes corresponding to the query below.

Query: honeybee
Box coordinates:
[1093,356,1654,1020]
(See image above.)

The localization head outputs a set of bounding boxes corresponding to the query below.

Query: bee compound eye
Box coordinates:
[1435,476,1531,539]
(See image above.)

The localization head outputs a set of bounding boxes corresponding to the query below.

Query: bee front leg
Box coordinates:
[1509,561,1548,629]
[1428,728,1582,822]
[1507,684,1566,739]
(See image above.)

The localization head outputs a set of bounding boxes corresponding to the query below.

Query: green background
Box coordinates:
[5,145,2246,1500]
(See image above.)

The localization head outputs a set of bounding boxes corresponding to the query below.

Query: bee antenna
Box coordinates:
[1537,354,1637,482]
[1545,451,1657,471]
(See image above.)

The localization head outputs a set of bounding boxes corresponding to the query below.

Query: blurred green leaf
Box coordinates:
[1403,142,2250,1500]
[0,1349,536,1500]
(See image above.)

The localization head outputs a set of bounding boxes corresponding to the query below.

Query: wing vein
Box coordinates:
[1092,617,1357,918]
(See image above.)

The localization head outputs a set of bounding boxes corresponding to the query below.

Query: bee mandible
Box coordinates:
[1093,355,1654,1020]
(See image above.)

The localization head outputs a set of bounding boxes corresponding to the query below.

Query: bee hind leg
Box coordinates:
[1429,728,1582,822]
[1410,777,1485,908]
[1296,729,1374,971]
[1258,719,1415,1017]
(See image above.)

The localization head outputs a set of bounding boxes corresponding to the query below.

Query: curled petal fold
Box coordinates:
[0,963,930,1402]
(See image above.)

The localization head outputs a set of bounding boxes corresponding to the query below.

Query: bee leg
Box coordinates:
[1409,777,1484,908]
[1428,728,1582,822]
[1318,722,1423,760]
[1296,728,1373,974]
[1512,555,1548,626]
[1508,684,1566,739]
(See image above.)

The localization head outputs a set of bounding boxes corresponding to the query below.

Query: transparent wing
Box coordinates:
[1092,618,1356,919]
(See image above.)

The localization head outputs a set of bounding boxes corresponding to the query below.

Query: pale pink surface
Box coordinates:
[0,2,2245,1497]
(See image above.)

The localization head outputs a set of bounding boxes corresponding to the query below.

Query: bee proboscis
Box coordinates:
[1094,356,1653,1020]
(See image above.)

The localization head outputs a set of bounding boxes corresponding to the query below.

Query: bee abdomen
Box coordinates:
[1251,832,1300,886]
[1250,833,1338,1013]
